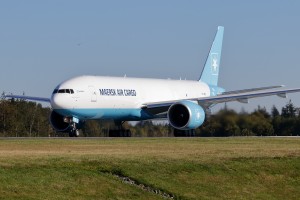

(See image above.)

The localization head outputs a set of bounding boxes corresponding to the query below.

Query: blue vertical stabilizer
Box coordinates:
[199,26,224,86]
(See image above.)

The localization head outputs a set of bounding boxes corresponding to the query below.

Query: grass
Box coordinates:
[0,137,299,199]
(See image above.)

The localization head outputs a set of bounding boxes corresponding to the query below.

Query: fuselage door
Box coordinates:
[89,86,97,102]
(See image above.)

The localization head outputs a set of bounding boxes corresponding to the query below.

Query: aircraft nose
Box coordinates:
[51,94,69,109]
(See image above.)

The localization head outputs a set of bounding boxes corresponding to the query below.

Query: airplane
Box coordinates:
[4,26,300,137]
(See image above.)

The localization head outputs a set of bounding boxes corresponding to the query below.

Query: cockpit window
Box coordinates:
[53,89,75,94]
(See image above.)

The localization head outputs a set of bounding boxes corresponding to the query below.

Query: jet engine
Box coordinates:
[167,101,205,130]
[50,110,84,135]
[50,110,71,132]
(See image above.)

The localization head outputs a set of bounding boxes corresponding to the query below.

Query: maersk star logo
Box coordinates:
[212,58,218,70]
[211,53,218,75]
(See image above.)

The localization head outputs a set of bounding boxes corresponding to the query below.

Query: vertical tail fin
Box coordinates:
[199,26,224,86]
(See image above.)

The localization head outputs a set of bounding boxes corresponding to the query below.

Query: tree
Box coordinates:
[271,105,280,118]
[281,100,296,118]
[253,106,270,119]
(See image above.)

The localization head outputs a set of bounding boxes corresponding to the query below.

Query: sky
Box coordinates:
[1,0,300,113]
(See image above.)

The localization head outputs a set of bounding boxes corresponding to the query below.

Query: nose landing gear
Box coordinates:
[69,122,80,137]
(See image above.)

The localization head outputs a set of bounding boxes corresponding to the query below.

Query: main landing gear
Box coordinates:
[173,128,196,137]
[108,121,131,137]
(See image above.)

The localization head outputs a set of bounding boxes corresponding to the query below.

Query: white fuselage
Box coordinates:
[51,76,211,121]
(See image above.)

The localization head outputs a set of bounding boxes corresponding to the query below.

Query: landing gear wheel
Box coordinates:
[173,129,195,137]
[69,129,79,137]
[109,129,131,137]
[68,121,80,137]
[109,120,132,137]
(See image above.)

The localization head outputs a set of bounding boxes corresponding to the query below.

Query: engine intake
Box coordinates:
[50,111,71,132]
[168,101,205,130]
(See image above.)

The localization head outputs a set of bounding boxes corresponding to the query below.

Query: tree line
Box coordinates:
[198,102,300,137]
[0,97,299,137]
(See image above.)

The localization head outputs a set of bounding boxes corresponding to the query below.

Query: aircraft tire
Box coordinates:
[69,130,78,137]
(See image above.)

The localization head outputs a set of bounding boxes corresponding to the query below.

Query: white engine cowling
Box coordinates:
[167,101,205,130]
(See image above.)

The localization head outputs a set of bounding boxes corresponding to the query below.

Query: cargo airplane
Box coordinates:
[5,26,300,136]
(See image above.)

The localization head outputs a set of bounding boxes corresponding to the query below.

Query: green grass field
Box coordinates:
[0,137,299,200]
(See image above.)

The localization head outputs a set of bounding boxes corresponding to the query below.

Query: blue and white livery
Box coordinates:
[5,26,300,136]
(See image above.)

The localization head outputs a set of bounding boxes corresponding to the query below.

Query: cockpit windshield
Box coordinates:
[53,89,74,94]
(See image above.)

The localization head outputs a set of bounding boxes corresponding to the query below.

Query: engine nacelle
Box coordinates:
[50,111,71,132]
[167,101,205,130]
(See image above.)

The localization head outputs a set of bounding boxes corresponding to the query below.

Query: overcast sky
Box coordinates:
[1,0,300,113]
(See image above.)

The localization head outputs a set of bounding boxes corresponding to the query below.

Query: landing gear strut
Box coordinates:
[108,121,131,137]
[69,122,79,137]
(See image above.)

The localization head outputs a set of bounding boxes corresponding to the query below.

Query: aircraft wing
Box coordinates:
[196,87,300,106]
[221,85,283,95]
[3,94,50,103]
[143,87,300,115]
